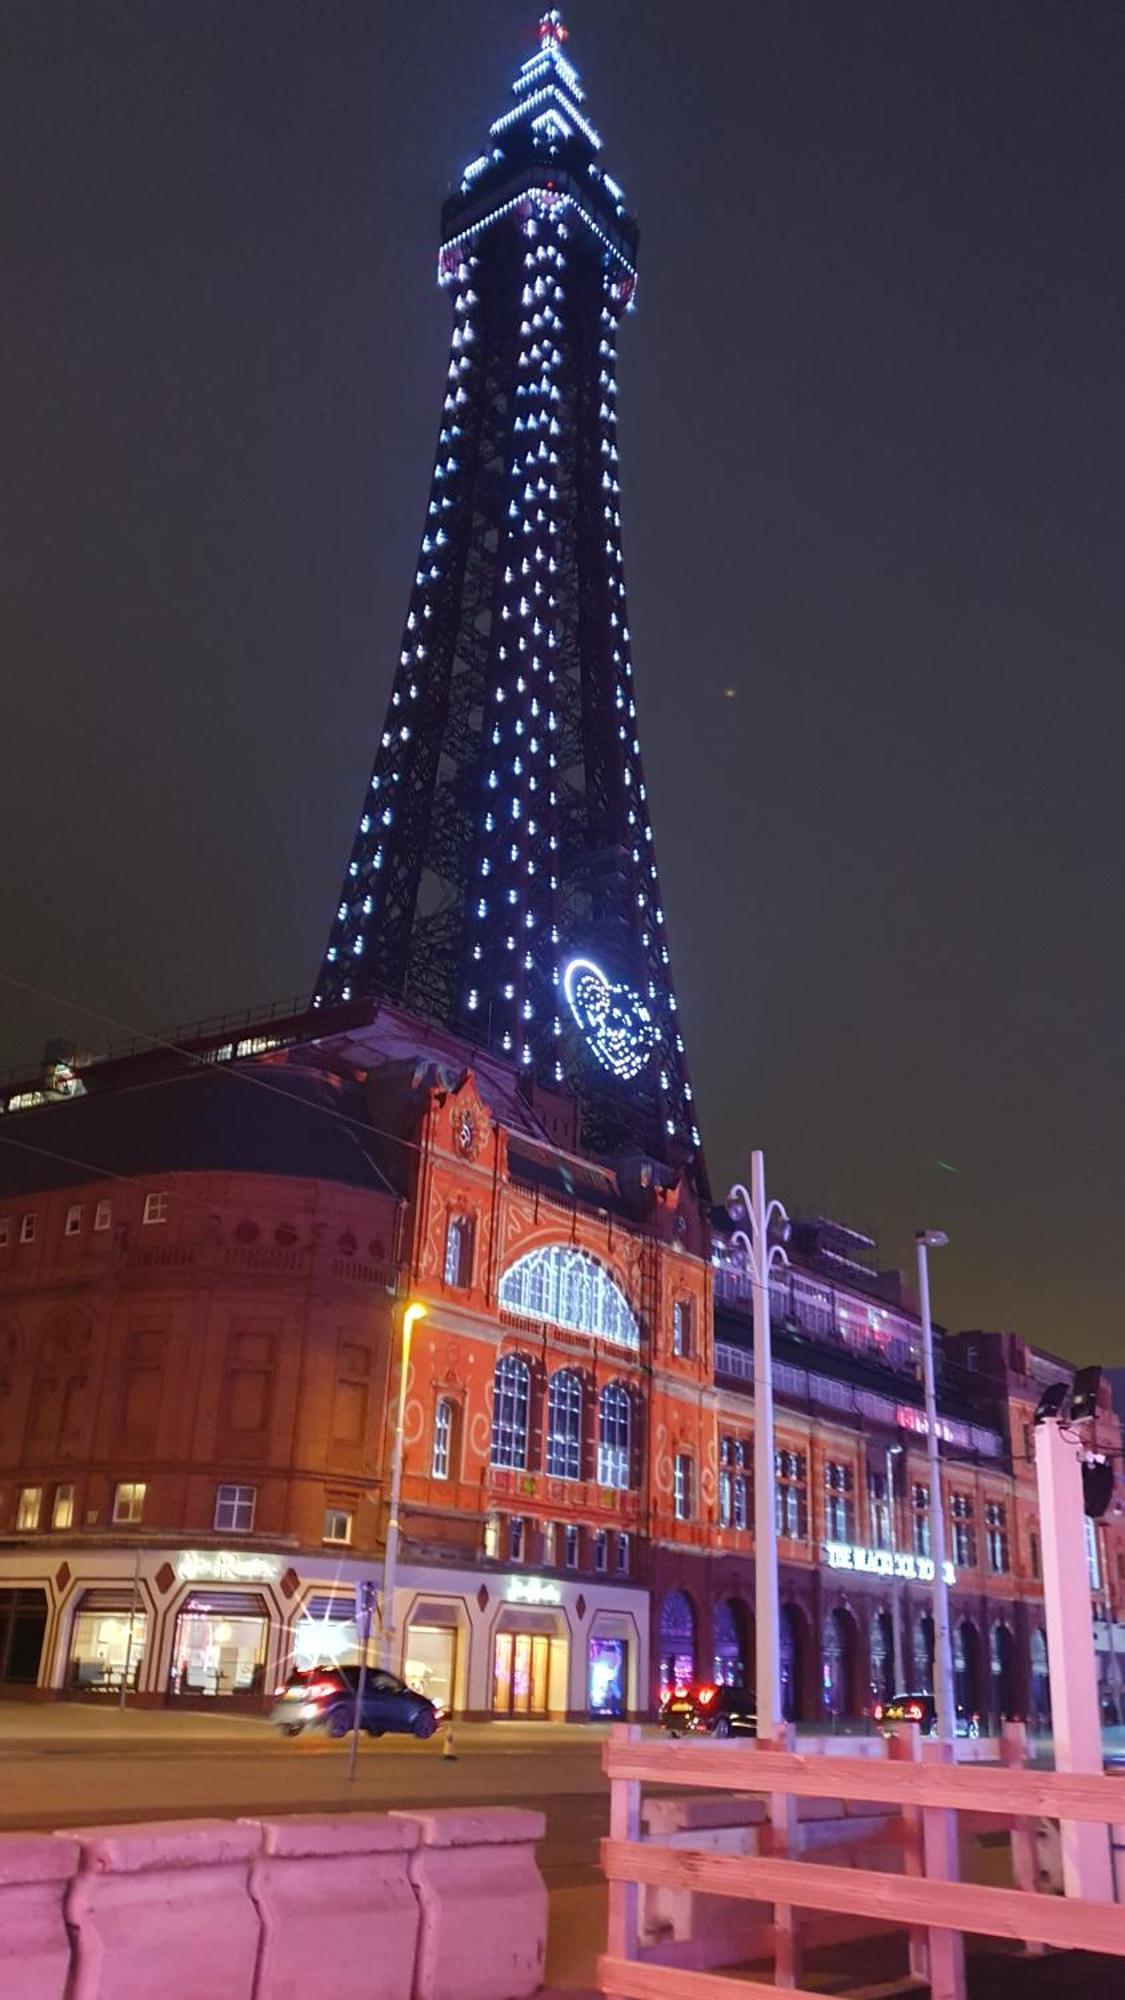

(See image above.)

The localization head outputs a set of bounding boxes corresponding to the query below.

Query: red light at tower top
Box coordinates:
[539,9,568,46]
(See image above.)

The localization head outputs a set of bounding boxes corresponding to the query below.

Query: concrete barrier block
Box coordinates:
[391,1807,547,2000]
[642,1796,766,1836]
[62,1818,260,2000]
[796,1796,845,1821]
[0,1834,79,2000]
[245,1812,421,2000]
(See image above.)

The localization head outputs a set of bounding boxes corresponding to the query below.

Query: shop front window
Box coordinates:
[69,1599,147,1692]
[170,1593,268,1698]
[588,1636,628,1717]
[404,1625,456,1713]
[292,1597,358,1674]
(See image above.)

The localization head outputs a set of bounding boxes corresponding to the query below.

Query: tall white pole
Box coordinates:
[751,1151,781,1739]
[378,1302,427,1672]
[916,1233,956,1745]
[1035,1416,1113,1899]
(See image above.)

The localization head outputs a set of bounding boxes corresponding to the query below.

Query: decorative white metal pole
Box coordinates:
[730,1151,788,1741]
[916,1231,956,1746]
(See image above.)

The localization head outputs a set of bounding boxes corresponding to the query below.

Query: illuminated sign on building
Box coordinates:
[507,1575,562,1607]
[895,1405,957,1445]
[176,1551,282,1585]
[562,957,657,1083]
[824,1542,956,1586]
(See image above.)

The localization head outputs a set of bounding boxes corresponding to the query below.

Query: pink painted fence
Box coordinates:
[599,1724,1125,2000]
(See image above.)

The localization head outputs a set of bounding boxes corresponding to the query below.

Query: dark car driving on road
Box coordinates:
[873,1692,980,1738]
[270,1666,439,1740]
[659,1683,756,1737]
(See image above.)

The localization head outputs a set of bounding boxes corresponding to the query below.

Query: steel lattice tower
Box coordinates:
[316,10,705,1191]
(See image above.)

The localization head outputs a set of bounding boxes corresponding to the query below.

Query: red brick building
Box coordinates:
[2,1004,1121,1724]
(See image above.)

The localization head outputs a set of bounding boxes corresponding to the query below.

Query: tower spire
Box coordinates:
[315,17,705,1192]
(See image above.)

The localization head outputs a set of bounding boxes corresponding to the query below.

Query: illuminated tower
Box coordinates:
[316,10,703,1188]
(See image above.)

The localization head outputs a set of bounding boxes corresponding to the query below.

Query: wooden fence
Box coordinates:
[599,1724,1125,2000]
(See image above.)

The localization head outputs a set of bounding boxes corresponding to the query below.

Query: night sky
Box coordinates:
[3,3,1124,1361]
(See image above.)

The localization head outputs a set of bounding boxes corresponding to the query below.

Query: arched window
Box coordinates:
[444,1215,473,1288]
[498,1245,639,1350]
[659,1590,696,1696]
[546,1370,583,1481]
[490,1355,531,1470]
[597,1382,632,1490]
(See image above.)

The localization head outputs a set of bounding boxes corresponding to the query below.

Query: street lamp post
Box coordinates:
[886,1442,905,1692]
[378,1300,429,1672]
[916,1230,956,1745]
[729,1151,789,1741]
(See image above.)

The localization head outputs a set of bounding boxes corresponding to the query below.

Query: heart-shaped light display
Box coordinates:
[563,956,658,1083]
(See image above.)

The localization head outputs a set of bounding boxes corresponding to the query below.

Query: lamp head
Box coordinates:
[403,1301,429,1336]
[916,1229,949,1250]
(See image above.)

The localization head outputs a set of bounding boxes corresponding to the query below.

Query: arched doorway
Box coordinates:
[955,1619,982,1722]
[870,1609,896,1703]
[780,1603,808,1723]
[712,1598,751,1688]
[1029,1627,1051,1728]
[659,1591,696,1697]
[912,1612,935,1693]
[823,1607,859,1721]
[989,1623,1017,1722]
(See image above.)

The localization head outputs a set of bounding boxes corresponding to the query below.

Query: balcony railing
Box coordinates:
[713,1261,922,1380]
[713,1342,1003,1461]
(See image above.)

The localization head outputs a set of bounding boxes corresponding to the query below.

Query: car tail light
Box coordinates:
[873,1703,884,1722]
[908,1703,924,1721]
[305,1680,340,1702]
[696,1685,719,1708]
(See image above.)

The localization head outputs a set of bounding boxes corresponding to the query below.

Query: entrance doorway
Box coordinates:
[870,1609,895,1703]
[990,1622,1017,1722]
[712,1598,751,1687]
[823,1608,859,1720]
[955,1619,982,1721]
[0,1588,47,1686]
[780,1603,808,1722]
[493,1630,556,1715]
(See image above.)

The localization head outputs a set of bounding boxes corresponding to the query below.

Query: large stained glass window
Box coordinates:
[499,1245,639,1350]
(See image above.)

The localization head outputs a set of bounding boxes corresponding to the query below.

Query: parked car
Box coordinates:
[270,1666,439,1740]
[873,1692,980,1738]
[659,1683,757,1738]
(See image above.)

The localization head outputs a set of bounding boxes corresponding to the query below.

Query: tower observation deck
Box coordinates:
[316,10,705,1192]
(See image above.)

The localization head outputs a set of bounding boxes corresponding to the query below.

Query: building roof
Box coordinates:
[0,1062,397,1201]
